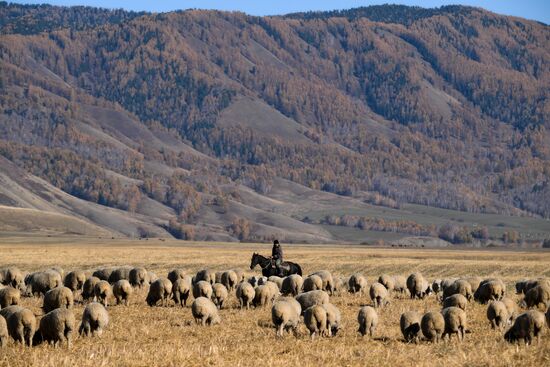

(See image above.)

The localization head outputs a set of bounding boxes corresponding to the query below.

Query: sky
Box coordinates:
[10,0,550,24]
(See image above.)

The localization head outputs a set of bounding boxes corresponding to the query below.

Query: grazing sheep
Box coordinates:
[474,280,505,304]
[232,269,245,283]
[407,273,428,299]
[440,278,458,292]
[432,279,442,294]
[49,267,65,280]
[147,272,158,284]
[442,307,467,341]
[480,278,506,296]
[271,299,301,337]
[400,311,421,343]
[191,297,220,326]
[523,284,550,310]
[393,275,408,294]
[487,301,509,330]
[267,276,283,291]
[0,314,7,348]
[504,310,546,345]
[94,281,113,307]
[0,287,20,308]
[443,294,468,311]
[254,285,276,308]
[7,308,36,346]
[39,308,75,348]
[517,278,550,295]
[167,269,186,284]
[43,287,74,313]
[295,290,330,313]
[265,281,280,298]
[146,278,173,307]
[25,271,61,296]
[257,276,269,286]
[464,277,483,293]
[172,276,192,307]
[310,270,334,295]
[322,303,342,336]
[378,274,395,292]
[108,266,132,284]
[211,283,228,309]
[236,282,255,310]
[281,274,303,296]
[369,282,389,308]
[129,267,148,288]
[92,267,115,281]
[195,269,214,284]
[421,311,445,343]
[215,271,223,284]
[443,279,473,301]
[357,306,378,337]
[63,271,86,293]
[304,305,328,339]
[348,274,368,295]
[82,276,100,301]
[192,281,213,299]
[303,275,323,292]
[5,268,24,290]
[221,271,238,291]
[79,302,109,337]
[501,297,519,322]
[0,306,23,321]
[112,280,133,306]
[332,276,346,294]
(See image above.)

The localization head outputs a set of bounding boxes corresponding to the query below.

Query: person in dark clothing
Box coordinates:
[271,240,284,276]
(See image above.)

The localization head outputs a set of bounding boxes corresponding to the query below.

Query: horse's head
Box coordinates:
[250,253,258,270]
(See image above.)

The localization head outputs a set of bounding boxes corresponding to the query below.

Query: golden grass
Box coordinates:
[0,237,549,367]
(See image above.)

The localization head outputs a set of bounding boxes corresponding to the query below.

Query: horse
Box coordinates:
[250,253,302,277]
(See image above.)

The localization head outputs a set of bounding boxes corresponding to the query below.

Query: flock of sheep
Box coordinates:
[0,265,549,349]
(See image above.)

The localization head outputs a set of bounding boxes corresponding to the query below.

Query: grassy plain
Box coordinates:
[0,237,549,367]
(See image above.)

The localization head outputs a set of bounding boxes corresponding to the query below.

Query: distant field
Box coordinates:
[0,237,549,367]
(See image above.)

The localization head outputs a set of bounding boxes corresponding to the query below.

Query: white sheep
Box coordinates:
[7,308,36,346]
[322,303,341,336]
[94,281,113,307]
[0,286,20,308]
[271,299,301,337]
[504,310,546,345]
[79,302,109,337]
[369,282,389,308]
[43,286,74,313]
[191,297,220,326]
[487,301,509,330]
[357,306,378,337]
[303,275,323,292]
[147,278,173,306]
[172,276,192,307]
[39,308,75,348]
[441,306,467,341]
[295,290,329,313]
[443,294,468,311]
[211,283,228,309]
[113,280,133,306]
[281,274,303,296]
[421,311,444,343]
[400,311,421,343]
[304,305,328,340]
[0,315,8,348]
[236,282,255,310]
[192,280,213,299]
[348,274,367,295]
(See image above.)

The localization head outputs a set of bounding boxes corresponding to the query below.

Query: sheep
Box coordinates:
[474,280,505,304]
[265,281,280,299]
[501,297,519,322]
[310,270,334,295]
[192,280,213,300]
[421,311,445,343]
[7,308,36,346]
[221,270,238,291]
[232,269,245,283]
[479,278,506,296]
[167,269,186,285]
[82,276,100,301]
[0,314,7,348]
[441,307,467,341]
[236,282,255,310]
[211,283,228,309]
[546,307,550,329]
[378,274,395,292]
[191,297,220,326]
[322,303,342,336]
[147,278,173,307]
[443,294,468,311]
[504,310,546,345]
[43,287,74,313]
[393,275,408,294]
[257,276,269,286]
[0,287,20,308]
[108,266,132,284]
[304,305,328,339]
[443,279,473,301]
[348,274,367,294]
[254,284,276,308]
[281,274,303,296]
[303,275,323,292]
[172,276,192,307]
[195,269,214,284]
[112,280,133,306]
[271,299,301,337]
[0,306,23,321]
[400,311,421,343]
[487,301,509,330]
[92,267,115,281]
[63,271,86,293]
[79,302,109,337]
[332,276,346,294]
[517,278,550,295]
[432,279,442,294]
[464,276,483,293]
[369,282,389,308]
[247,276,259,287]
[357,306,378,337]
[295,290,329,313]
[147,271,158,284]
[49,267,65,280]
[129,267,148,288]
[94,281,113,307]
[5,267,24,290]
[215,271,223,284]
[440,278,458,292]
[523,284,550,310]
[25,271,61,296]
[407,272,428,299]
[267,276,283,291]
[39,308,75,348]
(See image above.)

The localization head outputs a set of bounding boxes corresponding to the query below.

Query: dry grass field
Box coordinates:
[1,237,549,367]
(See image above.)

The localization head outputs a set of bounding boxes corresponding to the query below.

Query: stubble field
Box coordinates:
[0,237,549,367]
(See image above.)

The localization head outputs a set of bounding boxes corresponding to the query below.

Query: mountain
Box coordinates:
[0,2,549,243]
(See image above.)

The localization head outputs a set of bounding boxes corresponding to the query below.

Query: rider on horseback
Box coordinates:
[271,239,284,276]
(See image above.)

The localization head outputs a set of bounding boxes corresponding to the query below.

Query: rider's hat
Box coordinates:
[273,239,280,245]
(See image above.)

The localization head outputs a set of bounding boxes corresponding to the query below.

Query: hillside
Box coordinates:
[0,3,549,244]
